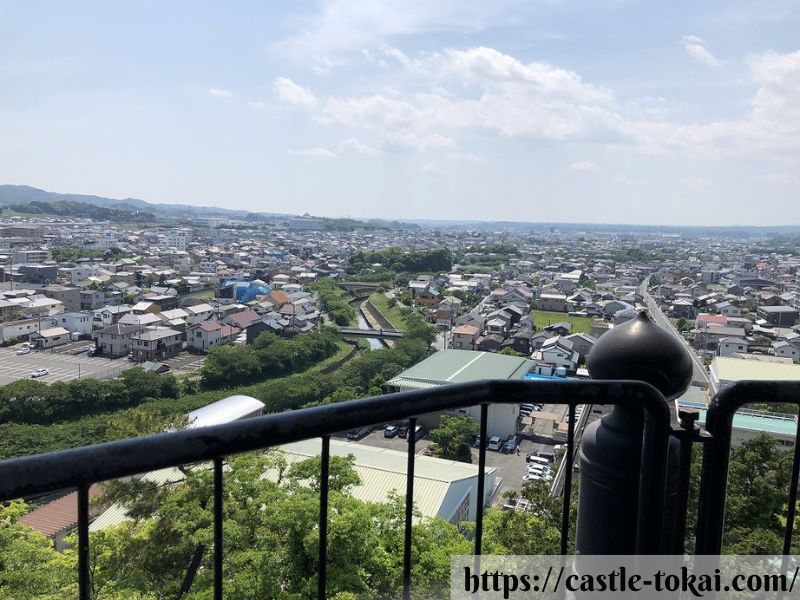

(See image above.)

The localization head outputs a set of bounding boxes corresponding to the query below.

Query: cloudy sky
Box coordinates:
[2,1,799,225]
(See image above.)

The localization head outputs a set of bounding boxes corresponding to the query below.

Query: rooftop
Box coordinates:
[388,349,535,390]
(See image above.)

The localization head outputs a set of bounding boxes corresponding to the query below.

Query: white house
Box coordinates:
[55,311,94,338]
[774,341,800,364]
[534,336,580,371]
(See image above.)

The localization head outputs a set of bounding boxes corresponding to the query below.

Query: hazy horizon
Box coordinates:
[2,2,799,226]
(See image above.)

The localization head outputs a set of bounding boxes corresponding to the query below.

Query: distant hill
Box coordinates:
[0,185,276,220]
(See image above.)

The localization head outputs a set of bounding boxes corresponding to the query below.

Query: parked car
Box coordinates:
[16,347,31,355]
[384,425,399,438]
[527,464,551,474]
[526,454,551,466]
[500,441,518,454]
[397,426,409,438]
[487,436,503,451]
[346,426,373,441]
[536,450,556,463]
[522,473,551,483]
[30,368,49,378]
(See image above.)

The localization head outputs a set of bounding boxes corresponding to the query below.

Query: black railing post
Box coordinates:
[474,403,488,556]
[402,417,417,600]
[318,435,330,600]
[577,311,691,554]
[213,456,224,600]
[78,484,90,600]
[560,403,576,555]
[783,416,800,555]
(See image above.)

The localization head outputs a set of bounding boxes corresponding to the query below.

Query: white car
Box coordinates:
[527,465,552,476]
[16,347,31,355]
[522,473,551,483]
[31,368,49,378]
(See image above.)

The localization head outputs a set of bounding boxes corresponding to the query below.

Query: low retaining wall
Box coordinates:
[319,343,359,374]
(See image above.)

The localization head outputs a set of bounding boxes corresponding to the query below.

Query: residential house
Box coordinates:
[414,287,441,308]
[130,327,183,362]
[538,292,567,312]
[37,285,82,311]
[450,325,480,351]
[93,323,144,358]
[533,336,580,371]
[564,333,597,362]
[477,333,504,353]
[31,326,72,349]
[757,306,799,327]
[223,309,262,331]
[774,341,800,364]
[96,305,133,327]
[55,311,94,338]
[188,320,240,353]
[718,337,749,357]
[119,312,163,327]
[80,290,107,311]
[184,303,216,326]
[716,301,742,318]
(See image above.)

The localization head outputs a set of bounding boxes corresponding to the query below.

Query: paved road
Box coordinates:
[640,281,710,386]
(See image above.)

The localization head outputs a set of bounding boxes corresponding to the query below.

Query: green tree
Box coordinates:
[498,347,524,357]
[430,415,477,461]
[0,501,77,599]
[287,454,361,492]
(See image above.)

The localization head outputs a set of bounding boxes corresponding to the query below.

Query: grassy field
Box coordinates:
[368,293,409,331]
[532,310,594,334]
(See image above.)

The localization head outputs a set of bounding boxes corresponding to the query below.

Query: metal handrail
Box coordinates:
[696,380,800,555]
[0,378,672,600]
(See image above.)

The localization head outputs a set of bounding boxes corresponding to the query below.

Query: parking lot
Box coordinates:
[160,353,206,375]
[335,415,564,504]
[0,346,132,385]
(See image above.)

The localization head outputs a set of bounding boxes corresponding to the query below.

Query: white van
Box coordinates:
[487,436,503,451]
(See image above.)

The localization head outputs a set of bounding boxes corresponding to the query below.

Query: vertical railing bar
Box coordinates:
[402,417,418,600]
[78,484,90,600]
[560,403,576,555]
[213,456,224,600]
[474,403,488,556]
[782,413,800,555]
[318,435,331,600]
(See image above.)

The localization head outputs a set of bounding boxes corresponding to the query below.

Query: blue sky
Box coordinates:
[1,1,799,225]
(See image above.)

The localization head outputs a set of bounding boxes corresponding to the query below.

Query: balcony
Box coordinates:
[1,313,800,599]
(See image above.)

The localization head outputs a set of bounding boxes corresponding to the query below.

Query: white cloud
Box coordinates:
[568,161,601,173]
[339,138,380,155]
[279,0,513,58]
[312,55,350,74]
[288,148,337,158]
[448,152,483,163]
[249,101,266,110]
[682,35,722,67]
[678,176,712,187]
[613,174,649,185]
[421,162,442,175]
[209,88,233,98]
[273,77,318,108]
[756,172,798,185]
[292,44,800,170]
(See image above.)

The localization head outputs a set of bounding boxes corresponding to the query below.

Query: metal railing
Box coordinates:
[2,379,800,599]
[0,379,672,600]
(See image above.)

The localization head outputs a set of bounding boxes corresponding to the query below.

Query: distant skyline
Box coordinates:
[1,1,799,225]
